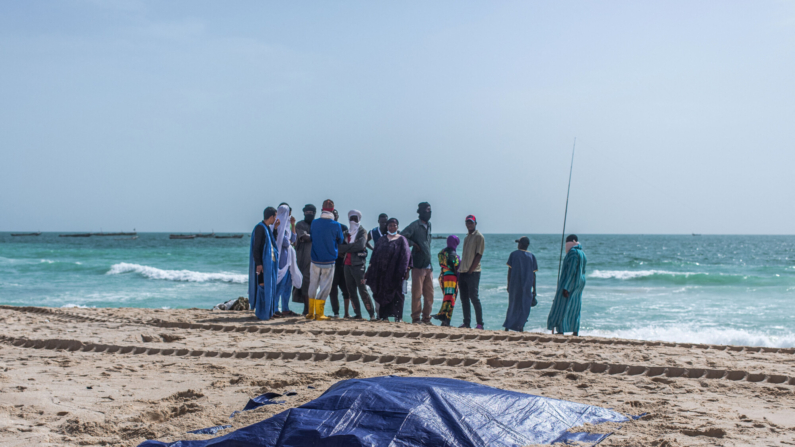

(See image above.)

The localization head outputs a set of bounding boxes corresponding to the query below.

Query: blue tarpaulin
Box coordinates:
[229,392,285,417]
[140,376,631,447]
[243,392,283,411]
[187,425,231,435]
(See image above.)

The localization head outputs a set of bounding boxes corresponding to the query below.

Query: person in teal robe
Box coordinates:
[249,207,279,320]
[547,234,587,335]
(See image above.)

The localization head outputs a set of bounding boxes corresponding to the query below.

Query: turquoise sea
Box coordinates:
[1,232,793,347]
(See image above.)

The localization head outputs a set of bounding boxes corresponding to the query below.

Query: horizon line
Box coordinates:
[3,231,795,236]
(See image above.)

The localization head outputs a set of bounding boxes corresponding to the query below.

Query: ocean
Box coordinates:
[1,232,793,348]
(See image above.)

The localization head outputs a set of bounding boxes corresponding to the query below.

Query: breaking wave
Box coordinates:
[581,325,795,348]
[107,263,247,284]
[587,269,792,286]
[589,270,703,280]
[527,324,795,348]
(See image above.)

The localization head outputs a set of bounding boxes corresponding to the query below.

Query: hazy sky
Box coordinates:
[1,1,793,234]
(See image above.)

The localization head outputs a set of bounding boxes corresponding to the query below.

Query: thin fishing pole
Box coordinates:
[557,138,576,283]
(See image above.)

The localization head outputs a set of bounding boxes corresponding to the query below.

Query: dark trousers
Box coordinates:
[297,263,311,315]
[344,264,374,318]
[459,272,483,327]
[329,260,349,315]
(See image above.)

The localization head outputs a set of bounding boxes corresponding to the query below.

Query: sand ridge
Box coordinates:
[0,306,793,446]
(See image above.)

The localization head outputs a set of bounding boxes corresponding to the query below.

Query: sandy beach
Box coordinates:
[1,305,793,446]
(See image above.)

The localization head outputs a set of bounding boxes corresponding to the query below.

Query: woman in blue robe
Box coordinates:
[249,208,279,320]
[547,235,587,335]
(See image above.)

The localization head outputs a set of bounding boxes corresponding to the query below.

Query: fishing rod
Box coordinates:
[557,138,577,283]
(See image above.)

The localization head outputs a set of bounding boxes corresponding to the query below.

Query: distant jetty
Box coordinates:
[11,232,41,237]
[170,233,244,239]
[56,230,137,238]
[92,232,137,237]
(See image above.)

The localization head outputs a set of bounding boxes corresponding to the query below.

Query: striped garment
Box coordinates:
[434,248,460,323]
[546,245,587,333]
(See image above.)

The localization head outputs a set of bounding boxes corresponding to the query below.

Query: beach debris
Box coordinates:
[212,297,249,311]
[140,376,637,447]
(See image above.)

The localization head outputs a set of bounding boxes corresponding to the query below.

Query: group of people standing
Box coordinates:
[248,200,588,335]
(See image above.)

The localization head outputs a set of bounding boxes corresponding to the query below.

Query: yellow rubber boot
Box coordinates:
[314,299,329,321]
[305,298,316,319]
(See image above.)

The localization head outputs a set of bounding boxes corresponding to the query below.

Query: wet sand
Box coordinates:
[1,305,794,446]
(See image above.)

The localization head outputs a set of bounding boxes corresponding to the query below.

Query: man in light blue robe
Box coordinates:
[547,234,587,336]
[249,207,279,320]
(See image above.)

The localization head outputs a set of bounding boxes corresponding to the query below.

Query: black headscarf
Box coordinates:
[303,204,316,224]
[417,202,431,222]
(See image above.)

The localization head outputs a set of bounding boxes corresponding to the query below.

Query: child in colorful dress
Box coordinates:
[432,235,460,326]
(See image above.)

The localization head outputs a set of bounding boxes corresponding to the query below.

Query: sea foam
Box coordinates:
[577,325,795,348]
[107,263,247,284]
[589,270,704,280]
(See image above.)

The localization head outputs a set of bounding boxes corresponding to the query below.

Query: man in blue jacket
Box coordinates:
[306,199,344,321]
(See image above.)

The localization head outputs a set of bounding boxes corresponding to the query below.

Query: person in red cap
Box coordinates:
[305,199,344,321]
[458,214,486,329]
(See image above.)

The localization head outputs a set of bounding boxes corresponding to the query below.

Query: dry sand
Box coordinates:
[1,305,793,446]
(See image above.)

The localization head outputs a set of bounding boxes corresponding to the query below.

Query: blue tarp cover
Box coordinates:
[140,376,629,447]
[229,392,285,417]
[187,425,231,435]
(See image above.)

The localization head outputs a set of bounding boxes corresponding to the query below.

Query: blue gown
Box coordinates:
[249,222,278,320]
[546,245,587,333]
[503,250,538,332]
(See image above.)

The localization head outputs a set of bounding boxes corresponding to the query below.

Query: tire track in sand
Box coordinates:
[4,306,794,356]
[2,335,793,387]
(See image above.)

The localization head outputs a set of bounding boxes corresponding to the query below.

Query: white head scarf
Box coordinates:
[347,210,362,241]
[274,205,291,252]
